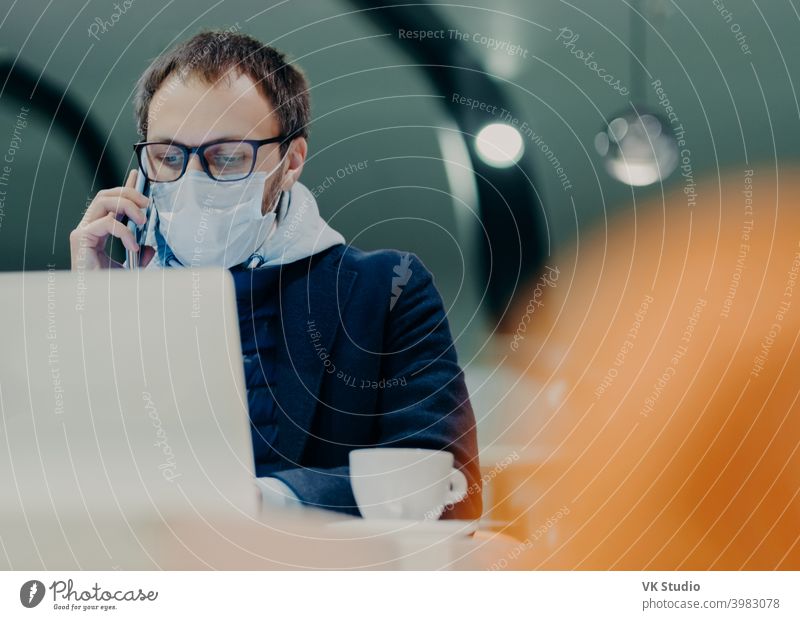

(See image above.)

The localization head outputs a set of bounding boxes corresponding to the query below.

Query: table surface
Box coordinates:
[0,504,530,570]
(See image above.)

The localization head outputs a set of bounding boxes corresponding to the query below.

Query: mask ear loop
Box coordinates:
[255,145,293,260]
[264,193,283,244]
[262,143,292,223]
[244,191,285,269]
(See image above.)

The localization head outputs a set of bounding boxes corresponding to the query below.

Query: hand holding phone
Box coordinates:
[68,169,151,270]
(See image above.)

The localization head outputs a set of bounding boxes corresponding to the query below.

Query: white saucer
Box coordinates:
[326,518,478,538]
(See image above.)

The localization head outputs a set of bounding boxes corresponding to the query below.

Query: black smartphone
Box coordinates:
[125,171,151,269]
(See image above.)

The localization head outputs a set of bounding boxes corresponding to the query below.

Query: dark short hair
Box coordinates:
[133,29,310,151]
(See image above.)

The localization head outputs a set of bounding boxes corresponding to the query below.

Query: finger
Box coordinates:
[123,169,151,207]
[83,193,141,223]
[94,213,139,253]
[95,187,149,209]
[125,168,137,189]
[90,196,147,225]
[110,188,150,214]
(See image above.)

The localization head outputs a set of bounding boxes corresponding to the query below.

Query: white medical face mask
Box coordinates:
[151,156,285,268]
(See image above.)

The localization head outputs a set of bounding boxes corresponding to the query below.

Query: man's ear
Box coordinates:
[279,137,307,191]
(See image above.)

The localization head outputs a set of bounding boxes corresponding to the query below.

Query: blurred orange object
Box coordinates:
[495,165,799,569]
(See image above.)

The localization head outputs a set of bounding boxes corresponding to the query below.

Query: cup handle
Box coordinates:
[445,468,468,506]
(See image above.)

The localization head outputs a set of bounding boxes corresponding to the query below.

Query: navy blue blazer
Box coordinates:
[240,244,481,520]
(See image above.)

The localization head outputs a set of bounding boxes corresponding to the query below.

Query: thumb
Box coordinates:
[125,168,138,189]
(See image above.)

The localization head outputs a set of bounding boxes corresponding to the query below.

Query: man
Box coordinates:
[69,30,480,519]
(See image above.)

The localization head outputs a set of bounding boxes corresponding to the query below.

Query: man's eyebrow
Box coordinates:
[146,135,249,143]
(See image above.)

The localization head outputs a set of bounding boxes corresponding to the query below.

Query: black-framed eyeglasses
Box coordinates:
[133,134,294,183]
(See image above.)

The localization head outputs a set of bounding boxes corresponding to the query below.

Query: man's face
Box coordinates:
[145,70,295,215]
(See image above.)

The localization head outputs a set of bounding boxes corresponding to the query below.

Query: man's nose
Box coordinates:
[186,153,205,173]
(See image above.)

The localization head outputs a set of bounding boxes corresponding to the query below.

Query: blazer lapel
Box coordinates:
[273,250,357,465]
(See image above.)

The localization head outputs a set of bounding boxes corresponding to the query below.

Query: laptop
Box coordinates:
[0,267,260,521]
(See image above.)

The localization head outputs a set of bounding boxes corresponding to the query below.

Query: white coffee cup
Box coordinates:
[349,448,468,520]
